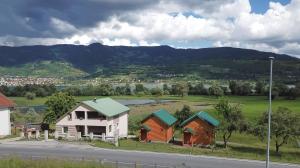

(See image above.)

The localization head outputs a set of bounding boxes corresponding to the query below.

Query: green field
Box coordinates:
[11,95,300,120]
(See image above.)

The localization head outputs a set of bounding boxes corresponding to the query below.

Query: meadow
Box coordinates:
[11,95,300,120]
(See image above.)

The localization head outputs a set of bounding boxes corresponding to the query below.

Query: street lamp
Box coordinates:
[266,56,274,168]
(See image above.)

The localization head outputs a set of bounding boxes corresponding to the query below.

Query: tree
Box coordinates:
[163,84,170,92]
[252,107,300,153]
[24,108,40,123]
[172,83,189,97]
[25,92,36,100]
[285,88,300,100]
[135,84,145,94]
[150,87,163,96]
[64,87,82,96]
[35,87,48,97]
[174,105,193,124]
[229,81,239,95]
[95,84,115,96]
[125,83,132,95]
[239,82,253,96]
[43,92,76,124]
[255,81,266,95]
[189,83,205,95]
[209,84,224,97]
[274,82,289,96]
[215,99,247,148]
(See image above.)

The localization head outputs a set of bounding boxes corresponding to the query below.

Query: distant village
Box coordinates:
[0,76,61,86]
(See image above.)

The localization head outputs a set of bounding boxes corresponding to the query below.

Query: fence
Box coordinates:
[0,154,191,168]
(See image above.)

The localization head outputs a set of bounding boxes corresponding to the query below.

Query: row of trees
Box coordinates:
[0,84,56,97]
[1,81,299,100]
[215,98,300,153]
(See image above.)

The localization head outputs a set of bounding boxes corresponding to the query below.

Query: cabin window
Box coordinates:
[109,125,112,132]
[75,111,85,120]
[62,127,68,134]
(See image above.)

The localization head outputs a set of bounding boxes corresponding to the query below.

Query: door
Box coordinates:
[141,129,147,141]
[184,132,192,145]
[76,126,85,136]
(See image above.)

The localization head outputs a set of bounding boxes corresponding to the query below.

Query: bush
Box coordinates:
[24,92,36,100]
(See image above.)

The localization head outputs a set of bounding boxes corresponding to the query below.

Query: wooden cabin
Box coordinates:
[180,111,219,146]
[140,109,177,143]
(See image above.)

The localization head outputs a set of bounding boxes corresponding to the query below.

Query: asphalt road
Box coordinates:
[0,141,299,168]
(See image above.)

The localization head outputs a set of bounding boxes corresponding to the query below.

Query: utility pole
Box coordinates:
[266,56,274,168]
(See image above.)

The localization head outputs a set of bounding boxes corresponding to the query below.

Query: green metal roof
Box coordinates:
[152,109,177,126]
[180,111,220,127]
[141,124,151,131]
[82,98,130,117]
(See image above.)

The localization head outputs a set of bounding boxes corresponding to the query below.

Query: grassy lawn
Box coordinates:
[0,157,110,168]
[92,138,300,164]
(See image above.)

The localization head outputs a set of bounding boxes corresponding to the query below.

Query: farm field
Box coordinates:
[10,95,300,120]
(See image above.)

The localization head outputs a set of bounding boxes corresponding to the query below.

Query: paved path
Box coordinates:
[0,141,299,168]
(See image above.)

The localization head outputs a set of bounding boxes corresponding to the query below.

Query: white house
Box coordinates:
[56,98,129,139]
[0,93,14,137]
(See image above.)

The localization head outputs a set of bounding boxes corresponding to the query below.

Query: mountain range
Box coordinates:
[0,43,299,82]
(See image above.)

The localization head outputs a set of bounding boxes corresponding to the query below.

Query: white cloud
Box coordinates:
[50,17,78,33]
[1,0,300,58]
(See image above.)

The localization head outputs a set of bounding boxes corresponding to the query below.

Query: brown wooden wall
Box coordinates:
[183,118,215,145]
[141,116,174,143]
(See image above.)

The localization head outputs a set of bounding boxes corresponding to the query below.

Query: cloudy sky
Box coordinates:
[1,0,300,57]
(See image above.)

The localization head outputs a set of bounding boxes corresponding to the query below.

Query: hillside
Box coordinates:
[0,43,299,82]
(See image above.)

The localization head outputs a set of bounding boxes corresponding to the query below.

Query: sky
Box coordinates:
[1,0,300,57]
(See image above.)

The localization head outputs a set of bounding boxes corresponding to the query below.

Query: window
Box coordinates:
[62,127,68,134]
[87,111,106,120]
[75,111,85,120]
[67,114,72,121]
[109,125,112,132]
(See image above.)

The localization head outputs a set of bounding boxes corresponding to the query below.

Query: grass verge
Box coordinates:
[92,138,300,164]
[0,157,110,168]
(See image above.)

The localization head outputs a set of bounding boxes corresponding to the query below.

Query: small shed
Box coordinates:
[140,109,177,143]
[180,111,219,146]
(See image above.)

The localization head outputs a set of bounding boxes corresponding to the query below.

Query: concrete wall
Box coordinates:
[106,112,128,138]
[0,108,10,136]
